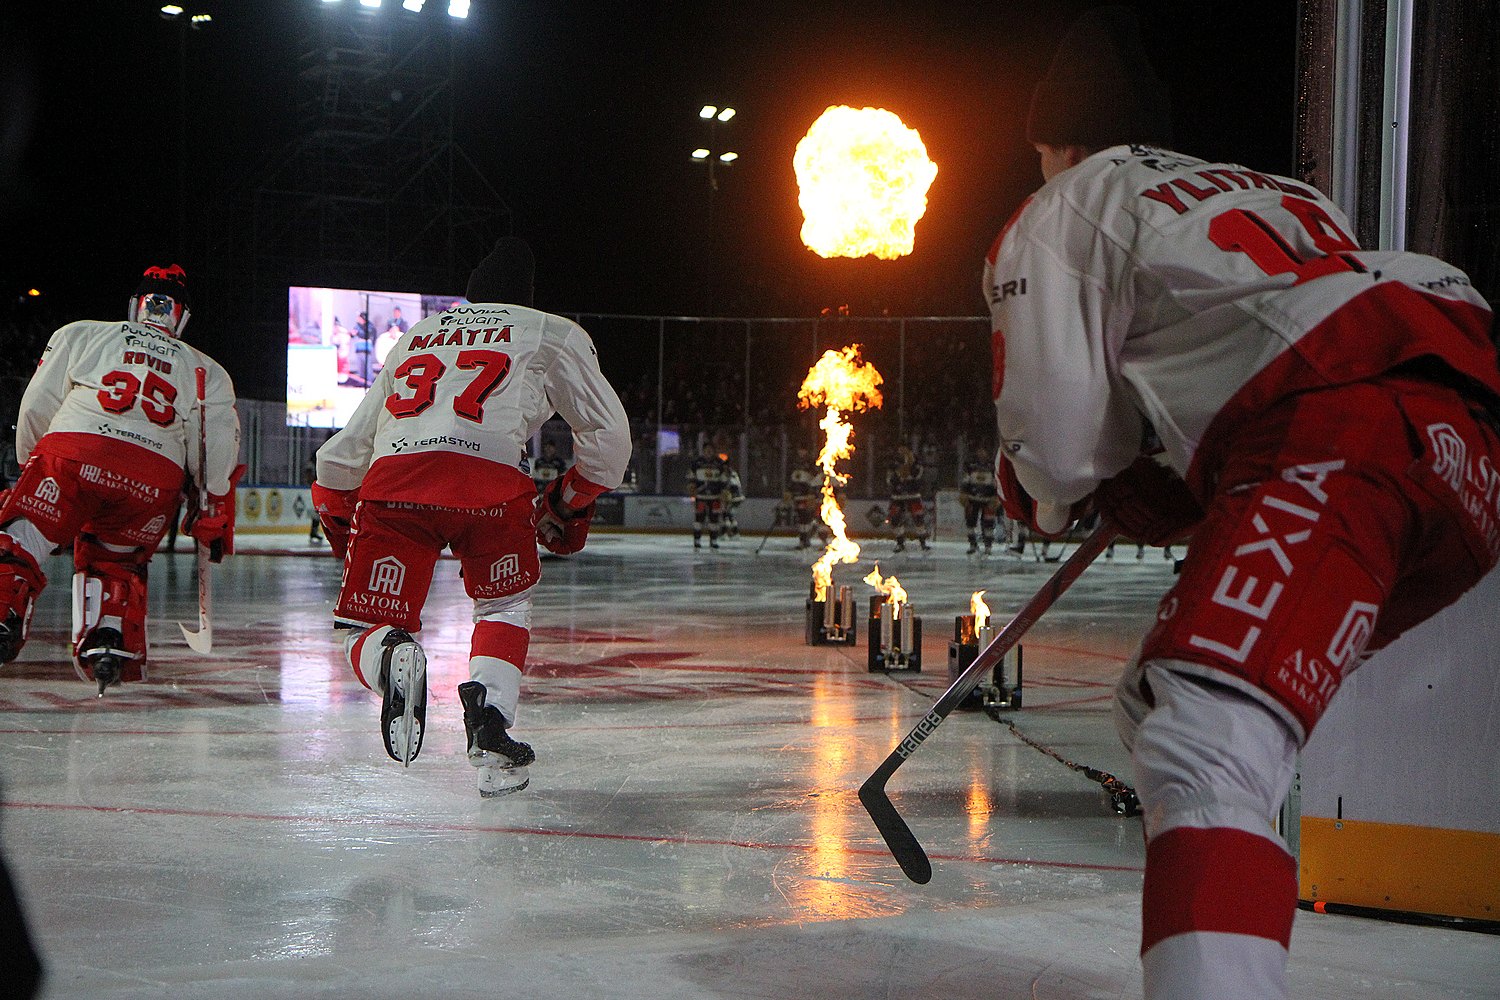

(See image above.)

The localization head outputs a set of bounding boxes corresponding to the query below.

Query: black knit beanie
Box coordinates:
[1026,5,1173,149]
[466,236,535,306]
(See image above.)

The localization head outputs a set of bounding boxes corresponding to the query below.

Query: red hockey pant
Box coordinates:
[1119,376,1500,1000]
[336,496,540,634]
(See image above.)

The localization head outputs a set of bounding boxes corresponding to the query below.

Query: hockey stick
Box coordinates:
[857,523,1117,884]
[178,367,213,654]
[753,512,780,555]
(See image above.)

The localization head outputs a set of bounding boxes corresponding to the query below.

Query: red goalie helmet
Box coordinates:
[128,264,193,337]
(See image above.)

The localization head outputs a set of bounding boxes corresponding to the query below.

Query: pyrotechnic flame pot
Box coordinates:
[805,583,857,646]
[867,595,922,672]
[947,614,1021,711]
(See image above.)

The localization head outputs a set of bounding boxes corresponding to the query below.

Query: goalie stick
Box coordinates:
[178,367,213,654]
[857,523,1117,883]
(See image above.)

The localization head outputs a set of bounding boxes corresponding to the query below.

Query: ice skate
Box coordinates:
[0,611,25,664]
[458,681,534,797]
[893,537,905,553]
[967,538,978,554]
[377,628,427,766]
[79,626,128,696]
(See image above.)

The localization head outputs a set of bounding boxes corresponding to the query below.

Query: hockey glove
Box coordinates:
[536,468,603,555]
[1095,453,1203,546]
[996,454,1090,538]
[181,464,245,563]
[311,481,360,560]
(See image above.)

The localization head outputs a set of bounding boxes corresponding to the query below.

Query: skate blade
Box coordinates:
[468,747,523,768]
[384,644,427,766]
[478,764,529,798]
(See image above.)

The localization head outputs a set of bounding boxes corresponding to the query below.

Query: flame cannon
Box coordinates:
[799,346,883,645]
[947,591,1022,712]
[864,565,921,672]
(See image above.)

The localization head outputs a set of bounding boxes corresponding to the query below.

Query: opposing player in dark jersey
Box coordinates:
[686,443,731,550]
[785,447,823,549]
[885,446,929,552]
[958,453,1001,555]
[530,440,568,495]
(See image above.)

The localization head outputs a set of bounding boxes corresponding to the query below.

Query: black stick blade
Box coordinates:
[858,776,932,884]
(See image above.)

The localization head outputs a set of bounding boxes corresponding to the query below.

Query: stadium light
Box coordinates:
[691,148,711,160]
[718,151,738,163]
[403,0,425,9]
[160,4,184,16]
[700,105,717,119]
[716,107,735,122]
[358,0,382,9]
[448,0,470,17]
[192,13,212,24]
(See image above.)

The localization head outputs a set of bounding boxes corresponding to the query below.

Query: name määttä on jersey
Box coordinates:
[405,326,513,350]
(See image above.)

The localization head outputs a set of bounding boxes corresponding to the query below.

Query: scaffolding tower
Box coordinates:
[203,5,509,397]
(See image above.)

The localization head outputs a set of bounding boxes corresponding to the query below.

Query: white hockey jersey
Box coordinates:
[984,144,1499,509]
[16,320,240,495]
[317,303,631,507]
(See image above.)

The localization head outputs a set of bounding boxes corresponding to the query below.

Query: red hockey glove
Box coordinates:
[311,481,360,560]
[1095,454,1203,546]
[181,464,245,563]
[536,467,604,555]
[996,453,1090,538]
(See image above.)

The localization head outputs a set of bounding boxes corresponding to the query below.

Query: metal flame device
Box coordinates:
[867,595,922,672]
[947,613,1022,712]
[805,583,857,645]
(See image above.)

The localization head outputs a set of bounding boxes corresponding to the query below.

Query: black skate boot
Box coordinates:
[0,610,26,664]
[79,627,127,696]
[967,537,978,554]
[377,628,427,766]
[458,681,534,797]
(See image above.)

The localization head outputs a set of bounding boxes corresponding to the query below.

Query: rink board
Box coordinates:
[1298,566,1500,921]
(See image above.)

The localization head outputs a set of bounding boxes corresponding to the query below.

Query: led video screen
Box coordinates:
[286,285,464,428]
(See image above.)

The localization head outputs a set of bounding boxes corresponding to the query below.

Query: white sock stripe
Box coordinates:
[3,520,53,564]
[468,655,522,726]
[1143,931,1289,1000]
[345,625,393,691]
[472,588,533,626]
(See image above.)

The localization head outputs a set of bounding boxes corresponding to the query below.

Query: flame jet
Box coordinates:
[797,346,884,600]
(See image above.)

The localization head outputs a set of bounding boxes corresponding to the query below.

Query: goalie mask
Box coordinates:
[128,264,192,337]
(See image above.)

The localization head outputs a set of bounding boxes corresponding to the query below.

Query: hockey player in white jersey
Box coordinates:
[313,237,630,796]
[986,8,1500,998]
[0,265,241,692]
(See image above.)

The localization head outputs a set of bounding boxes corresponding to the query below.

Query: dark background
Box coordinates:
[2,2,1297,400]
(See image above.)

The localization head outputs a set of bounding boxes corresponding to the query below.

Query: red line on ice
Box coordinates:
[1,799,1142,874]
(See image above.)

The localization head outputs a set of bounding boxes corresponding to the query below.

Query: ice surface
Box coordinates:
[0,532,1493,999]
